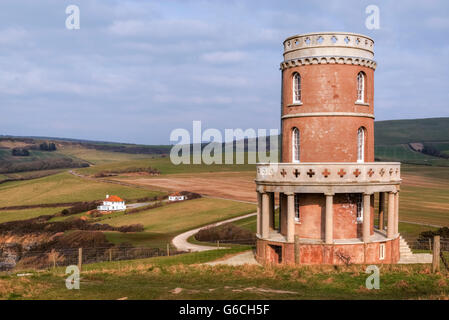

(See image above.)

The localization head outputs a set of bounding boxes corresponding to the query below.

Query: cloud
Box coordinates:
[200,51,249,64]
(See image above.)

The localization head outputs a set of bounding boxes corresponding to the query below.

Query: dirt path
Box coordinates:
[171,212,257,252]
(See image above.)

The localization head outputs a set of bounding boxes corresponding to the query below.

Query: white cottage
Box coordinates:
[97,195,126,211]
[168,192,187,202]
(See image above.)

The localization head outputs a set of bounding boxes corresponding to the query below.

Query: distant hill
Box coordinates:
[375,117,449,145]
[2,117,449,171]
[374,118,449,166]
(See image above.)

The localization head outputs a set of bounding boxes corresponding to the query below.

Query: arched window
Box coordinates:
[293,73,301,103]
[357,127,365,163]
[292,127,300,163]
[356,72,365,103]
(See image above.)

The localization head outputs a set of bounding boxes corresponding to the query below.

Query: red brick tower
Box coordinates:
[255,32,401,265]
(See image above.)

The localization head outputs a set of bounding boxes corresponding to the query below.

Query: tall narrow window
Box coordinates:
[357,72,365,102]
[357,127,365,163]
[292,127,300,163]
[293,73,301,103]
[294,194,300,222]
[356,194,363,223]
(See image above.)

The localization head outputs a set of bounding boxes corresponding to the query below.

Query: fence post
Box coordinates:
[167,243,170,257]
[109,248,112,262]
[52,252,56,269]
[78,248,83,272]
[429,238,432,251]
[432,236,440,273]
[217,240,220,249]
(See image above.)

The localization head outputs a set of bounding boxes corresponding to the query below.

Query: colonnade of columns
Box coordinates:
[256,190,400,243]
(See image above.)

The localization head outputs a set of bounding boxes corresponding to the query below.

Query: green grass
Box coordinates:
[375,145,449,166]
[375,117,449,145]
[101,198,256,248]
[75,154,257,176]
[0,207,68,223]
[0,172,162,207]
[2,251,448,300]
[57,146,158,164]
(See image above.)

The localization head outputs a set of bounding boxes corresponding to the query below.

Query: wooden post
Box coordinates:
[217,240,220,248]
[109,248,112,262]
[78,248,83,271]
[52,252,56,269]
[432,236,440,273]
[167,243,170,256]
[428,238,432,251]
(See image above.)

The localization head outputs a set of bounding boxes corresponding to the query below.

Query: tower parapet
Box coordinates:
[281,32,376,70]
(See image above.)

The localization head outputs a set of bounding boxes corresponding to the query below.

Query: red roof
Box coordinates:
[104,195,124,202]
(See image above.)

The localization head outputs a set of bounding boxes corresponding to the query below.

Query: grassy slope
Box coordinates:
[76,155,256,176]
[57,145,157,165]
[374,118,449,166]
[2,251,448,300]
[0,172,160,207]
[103,198,256,248]
[0,207,68,224]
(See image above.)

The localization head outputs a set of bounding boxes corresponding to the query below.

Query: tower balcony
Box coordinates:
[256,162,400,194]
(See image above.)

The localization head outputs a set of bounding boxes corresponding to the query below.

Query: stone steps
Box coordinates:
[398,235,433,264]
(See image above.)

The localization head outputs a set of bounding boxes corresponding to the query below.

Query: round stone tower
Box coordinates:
[255,32,401,265]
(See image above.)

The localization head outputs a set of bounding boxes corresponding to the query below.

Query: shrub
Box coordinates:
[195,223,255,242]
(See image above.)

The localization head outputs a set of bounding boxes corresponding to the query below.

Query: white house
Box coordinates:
[168,192,187,202]
[97,195,126,211]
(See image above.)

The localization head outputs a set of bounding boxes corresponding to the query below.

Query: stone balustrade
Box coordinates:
[256,162,400,185]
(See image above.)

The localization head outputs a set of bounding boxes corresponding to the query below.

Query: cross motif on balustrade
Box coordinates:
[337,169,346,177]
[280,169,287,177]
[379,168,385,177]
[353,169,361,177]
[368,169,375,177]
[306,169,315,178]
[322,169,331,178]
[293,169,300,177]
[389,168,393,176]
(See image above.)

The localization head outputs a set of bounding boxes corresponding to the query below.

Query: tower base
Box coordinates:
[256,237,400,265]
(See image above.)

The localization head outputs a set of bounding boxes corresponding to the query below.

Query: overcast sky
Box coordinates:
[0,0,448,144]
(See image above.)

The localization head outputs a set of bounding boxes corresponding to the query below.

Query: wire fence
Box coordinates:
[1,238,257,272]
[400,235,449,252]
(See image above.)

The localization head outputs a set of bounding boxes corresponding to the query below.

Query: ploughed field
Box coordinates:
[106,164,449,227]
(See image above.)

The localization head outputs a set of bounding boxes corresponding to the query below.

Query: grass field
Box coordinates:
[2,249,448,300]
[102,198,256,248]
[0,207,68,224]
[0,172,161,207]
[57,145,158,164]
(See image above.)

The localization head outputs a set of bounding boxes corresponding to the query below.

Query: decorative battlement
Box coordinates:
[283,32,374,62]
[256,162,400,185]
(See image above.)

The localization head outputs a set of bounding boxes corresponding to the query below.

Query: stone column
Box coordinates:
[394,191,400,235]
[268,192,275,230]
[325,193,334,244]
[387,192,395,238]
[363,193,371,243]
[256,191,262,236]
[286,193,295,243]
[378,192,385,231]
[262,192,269,238]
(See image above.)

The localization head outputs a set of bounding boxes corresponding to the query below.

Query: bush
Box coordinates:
[195,223,255,242]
